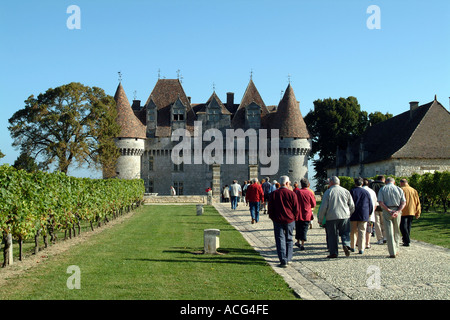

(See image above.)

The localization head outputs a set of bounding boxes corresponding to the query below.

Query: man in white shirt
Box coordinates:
[377,177,406,258]
[363,179,378,250]
[229,180,242,210]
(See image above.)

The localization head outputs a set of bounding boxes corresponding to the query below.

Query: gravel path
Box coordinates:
[214,202,450,300]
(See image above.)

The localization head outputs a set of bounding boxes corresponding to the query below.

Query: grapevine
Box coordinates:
[0,164,144,266]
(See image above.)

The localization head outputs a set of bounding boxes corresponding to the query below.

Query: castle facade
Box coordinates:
[113,78,311,196]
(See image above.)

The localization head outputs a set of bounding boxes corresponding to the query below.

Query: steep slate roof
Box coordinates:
[114,83,146,139]
[143,79,196,137]
[345,99,450,166]
[392,100,449,159]
[117,78,315,141]
[193,91,232,115]
[231,79,269,129]
[268,84,311,139]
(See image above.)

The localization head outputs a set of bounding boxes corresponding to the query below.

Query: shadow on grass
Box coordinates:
[124,247,269,266]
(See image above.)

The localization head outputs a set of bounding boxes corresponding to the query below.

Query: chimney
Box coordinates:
[409,101,419,118]
[226,92,234,109]
[131,100,141,110]
[187,96,191,104]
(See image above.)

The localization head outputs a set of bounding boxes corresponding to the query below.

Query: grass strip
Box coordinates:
[0,205,298,300]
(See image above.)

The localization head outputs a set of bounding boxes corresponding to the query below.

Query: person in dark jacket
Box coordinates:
[245,178,264,224]
[350,177,373,254]
[268,176,299,268]
[261,177,272,214]
[294,178,316,250]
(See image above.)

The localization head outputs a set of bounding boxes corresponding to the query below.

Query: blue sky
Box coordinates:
[1,0,449,184]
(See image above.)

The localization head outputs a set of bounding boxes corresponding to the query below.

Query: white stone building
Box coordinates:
[327,97,450,178]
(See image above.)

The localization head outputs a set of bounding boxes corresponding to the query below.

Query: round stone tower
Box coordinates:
[113,82,146,180]
[270,84,311,184]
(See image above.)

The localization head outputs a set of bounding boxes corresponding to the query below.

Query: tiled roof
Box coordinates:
[143,79,196,137]
[116,79,315,142]
[344,99,449,166]
[392,100,449,159]
[193,91,232,115]
[231,79,269,129]
[114,83,146,139]
[268,84,311,139]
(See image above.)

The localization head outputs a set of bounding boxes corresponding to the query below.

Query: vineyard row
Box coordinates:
[0,164,145,266]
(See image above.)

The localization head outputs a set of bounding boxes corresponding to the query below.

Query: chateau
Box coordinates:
[113,78,311,196]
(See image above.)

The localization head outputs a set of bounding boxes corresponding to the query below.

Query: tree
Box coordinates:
[368,111,393,126]
[304,97,392,190]
[8,83,120,175]
[0,150,4,159]
[433,171,450,213]
[13,152,39,173]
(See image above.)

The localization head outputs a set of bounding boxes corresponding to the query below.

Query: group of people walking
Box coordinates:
[224,176,316,268]
[224,174,421,268]
[317,175,420,261]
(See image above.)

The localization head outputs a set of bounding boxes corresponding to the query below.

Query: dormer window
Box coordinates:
[173,109,184,121]
[172,98,186,122]
[146,99,158,137]
[208,108,220,122]
[206,97,221,123]
[245,102,261,129]
[247,109,259,120]
[146,99,157,123]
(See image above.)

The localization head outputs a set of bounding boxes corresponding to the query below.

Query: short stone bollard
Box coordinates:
[204,229,220,254]
[196,204,204,216]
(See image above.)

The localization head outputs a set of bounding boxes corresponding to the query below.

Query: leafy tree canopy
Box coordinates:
[13,152,39,173]
[8,82,120,175]
[304,97,392,190]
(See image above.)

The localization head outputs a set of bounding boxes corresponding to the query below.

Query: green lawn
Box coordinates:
[410,211,450,249]
[0,205,298,300]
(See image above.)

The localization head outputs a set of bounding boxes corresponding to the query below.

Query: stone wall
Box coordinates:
[391,158,450,176]
[327,158,450,178]
[144,195,208,203]
[140,135,312,196]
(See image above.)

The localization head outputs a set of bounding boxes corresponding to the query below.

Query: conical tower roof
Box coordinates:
[270,84,310,139]
[114,82,146,139]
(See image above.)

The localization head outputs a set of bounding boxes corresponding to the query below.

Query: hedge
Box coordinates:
[336,171,450,212]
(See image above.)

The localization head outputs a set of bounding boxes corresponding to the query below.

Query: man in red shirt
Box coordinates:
[245,178,264,224]
[268,176,299,268]
[294,178,317,250]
